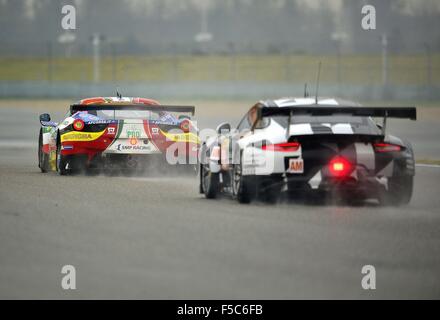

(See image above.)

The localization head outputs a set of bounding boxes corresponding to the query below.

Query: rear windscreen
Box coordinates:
[97,110,161,120]
[73,109,175,121]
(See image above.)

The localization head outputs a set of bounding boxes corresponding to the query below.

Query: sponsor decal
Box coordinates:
[127,129,141,138]
[180,120,191,132]
[129,137,138,145]
[288,158,304,173]
[86,120,117,125]
[73,119,85,131]
[116,144,151,152]
[150,120,179,126]
[61,145,74,150]
[61,130,106,142]
[151,127,159,135]
[162,131,200,144]
[127,127,141,145]
[107,127,115,135]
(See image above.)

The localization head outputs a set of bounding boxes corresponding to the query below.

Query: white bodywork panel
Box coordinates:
[104,119,160,154]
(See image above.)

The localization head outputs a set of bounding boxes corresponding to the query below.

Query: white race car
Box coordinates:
[199,97,416,205]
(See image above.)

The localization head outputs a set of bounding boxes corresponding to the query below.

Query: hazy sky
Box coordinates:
[2,0,439,55]
[16,0,440,20]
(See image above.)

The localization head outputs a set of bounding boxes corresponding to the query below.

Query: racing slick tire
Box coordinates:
[56,137,69,176]
[38,130,49,173]
[232,153,257,204]
[259,176,283,204]
[379,175,413,206]
[200,162,220,199]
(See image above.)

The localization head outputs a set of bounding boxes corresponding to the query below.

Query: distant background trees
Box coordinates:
[0,0,439,56]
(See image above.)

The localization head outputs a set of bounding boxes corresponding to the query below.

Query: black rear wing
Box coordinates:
[258,105,416,120]
[70,104,195,116]
[256,105,416,137]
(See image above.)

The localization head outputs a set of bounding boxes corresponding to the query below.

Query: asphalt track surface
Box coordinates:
[0,101,440,299]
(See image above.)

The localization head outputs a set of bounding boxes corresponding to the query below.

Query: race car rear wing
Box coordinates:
[258,105,416,120]
[256,105,416,137]
[70,104,195,116]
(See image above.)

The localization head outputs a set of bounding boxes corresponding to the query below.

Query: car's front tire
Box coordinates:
[38,130,49,173]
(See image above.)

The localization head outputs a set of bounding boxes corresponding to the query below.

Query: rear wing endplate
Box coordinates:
[70,104,195,116]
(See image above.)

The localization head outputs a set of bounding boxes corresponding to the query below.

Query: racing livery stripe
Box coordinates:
[142,119,160,151]
[289,123,355,136]
[107,120,124,148]
[308,170,322,189]
[310,124,333,134]
[354,142,375,170]
[289,124,313,135]
[331,123,354,134]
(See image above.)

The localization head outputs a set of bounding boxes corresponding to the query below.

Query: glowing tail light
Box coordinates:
[373,142,402,153]
[328,156,352,177]
[261,142,300,152]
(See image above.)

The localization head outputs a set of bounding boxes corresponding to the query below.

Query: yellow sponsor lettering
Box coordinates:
[61,130,106,142]
[161,131,200,144]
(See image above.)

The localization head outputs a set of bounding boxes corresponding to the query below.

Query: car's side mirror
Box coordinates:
[39,113,51,123]
[216,122,231,134]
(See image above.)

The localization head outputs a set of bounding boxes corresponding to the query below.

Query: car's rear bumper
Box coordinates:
[295,176,383,198]
[256,170,387,199]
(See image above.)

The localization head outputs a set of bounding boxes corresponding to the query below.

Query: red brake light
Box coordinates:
[180,120,191,133]
[261,142,300,152]
[73,119,85,131]
[373,142,401,153]
[328,156,352,177]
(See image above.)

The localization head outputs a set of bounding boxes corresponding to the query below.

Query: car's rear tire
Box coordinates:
[56,138,69,175]
[38,130,49,173]
[200,162,220,199]
[379,175,413,206]
[259,176,283,204]
[232,155,256,204]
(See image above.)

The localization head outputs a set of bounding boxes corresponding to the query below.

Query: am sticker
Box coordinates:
[288,158,304,173]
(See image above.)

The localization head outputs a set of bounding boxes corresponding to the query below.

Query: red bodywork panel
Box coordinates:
[46,97,198,165]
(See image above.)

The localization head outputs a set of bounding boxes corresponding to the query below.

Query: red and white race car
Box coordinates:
[38,96,199,175]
